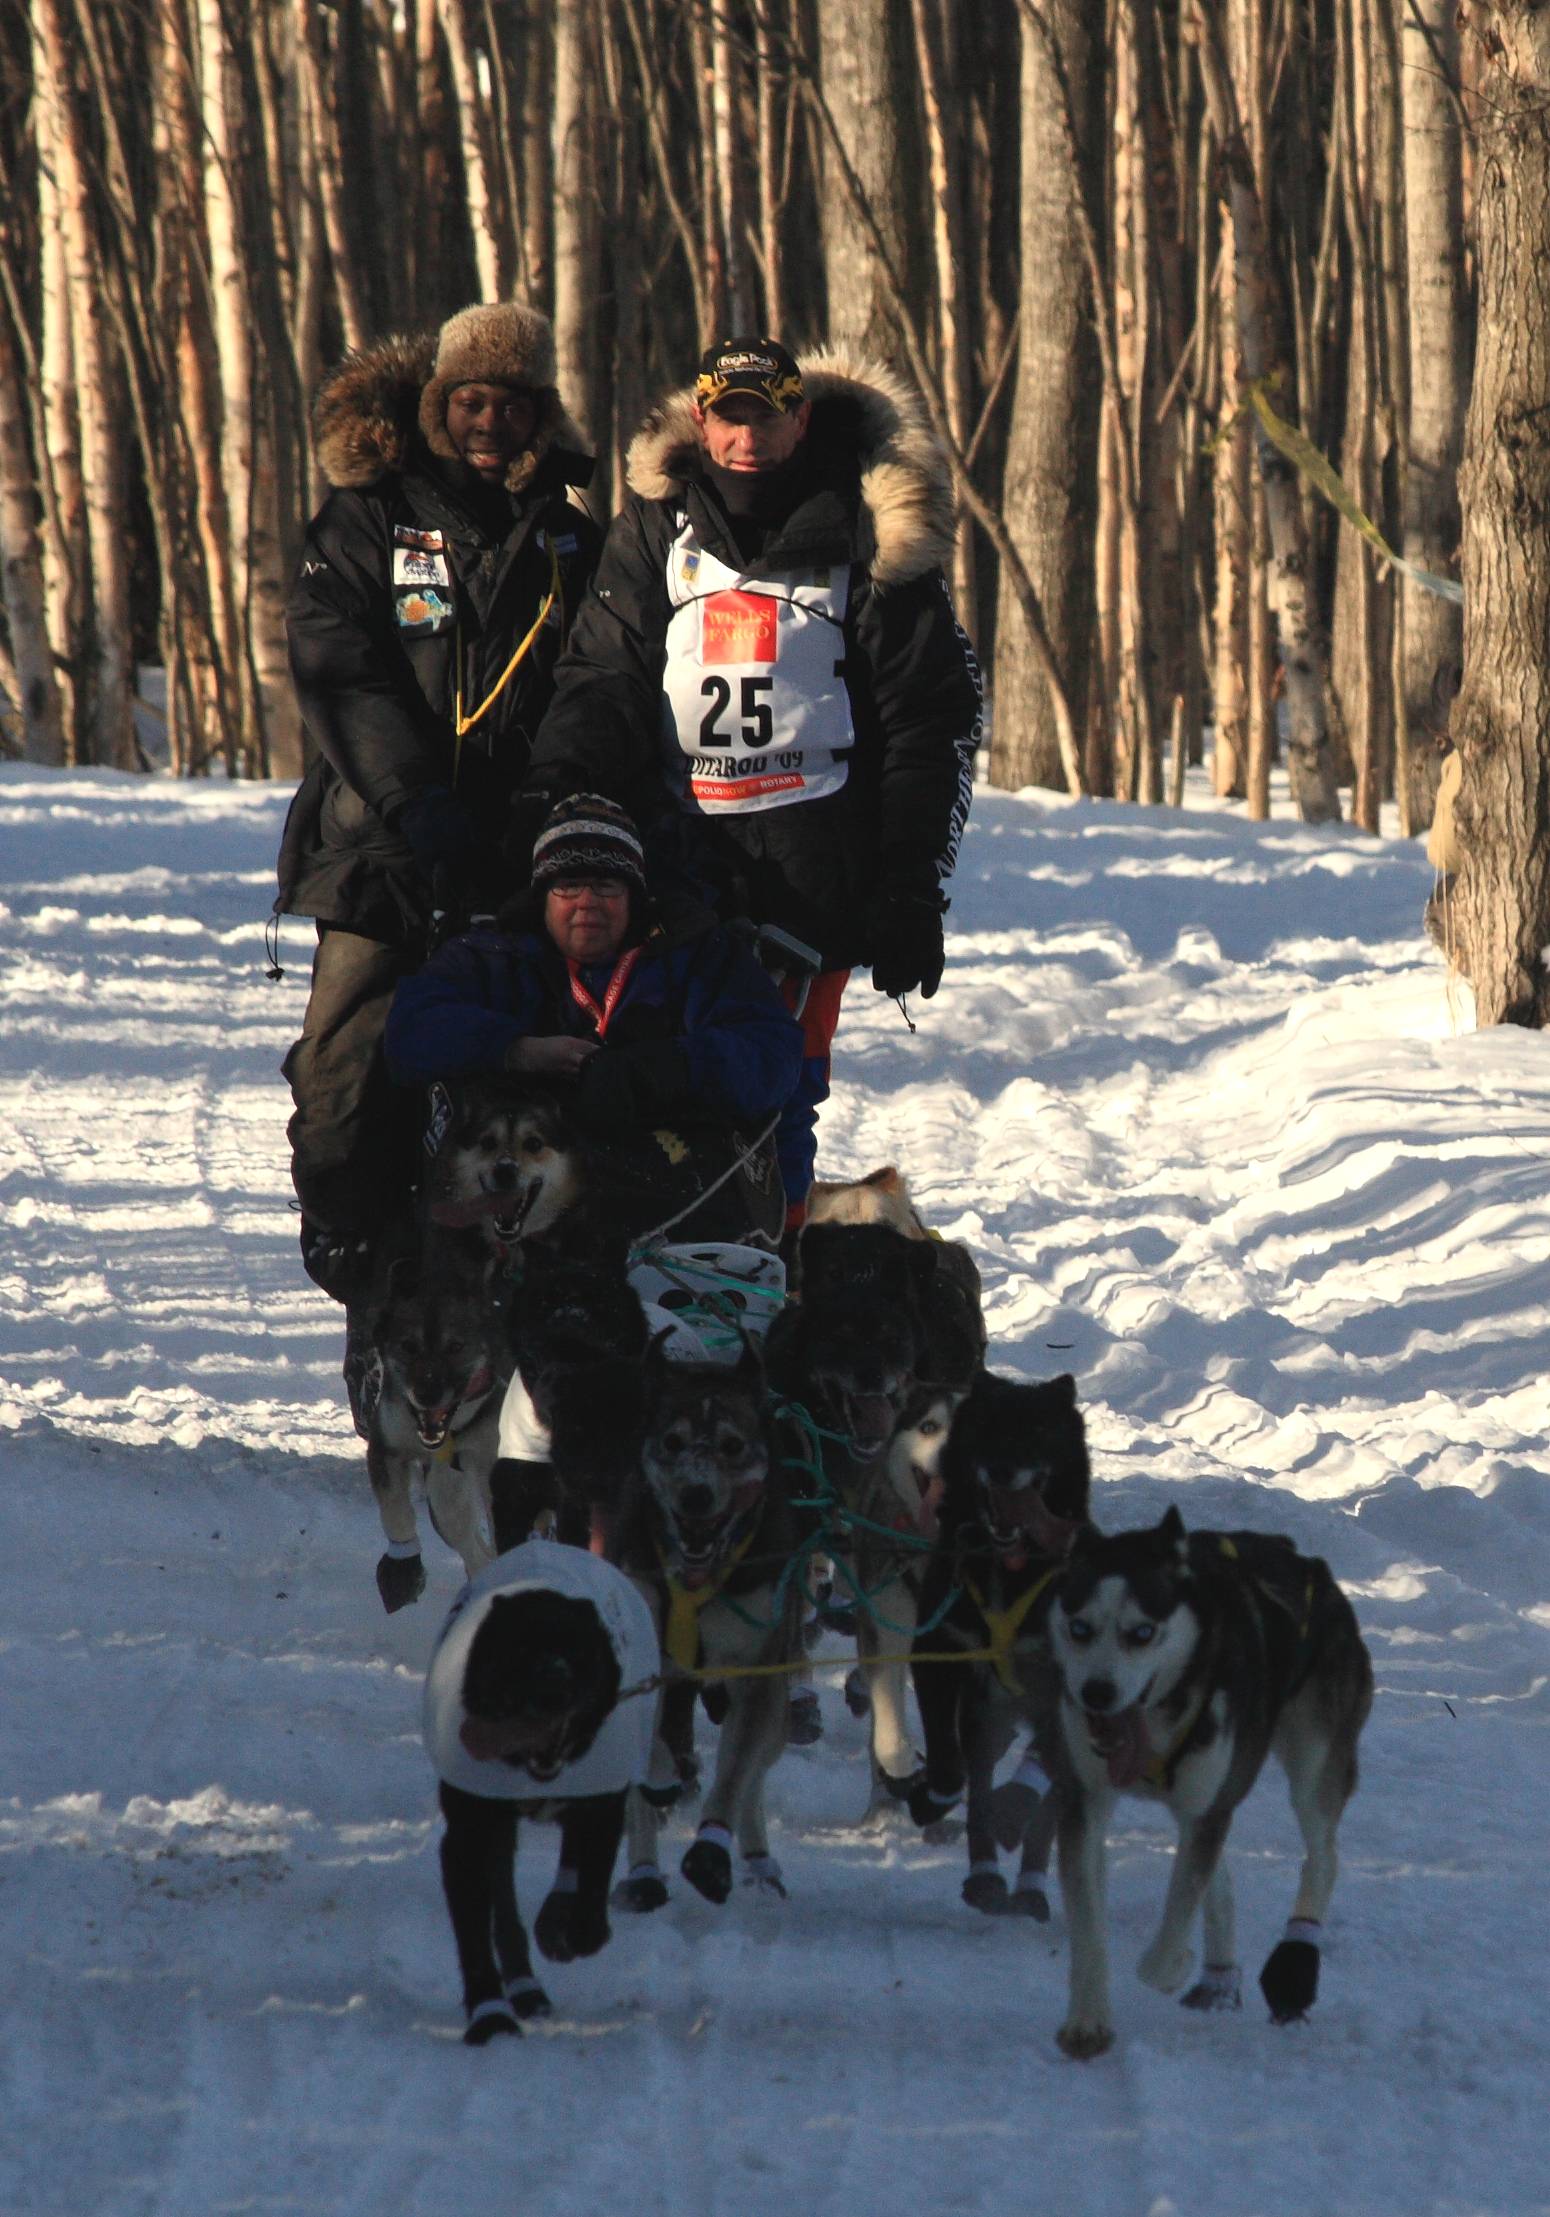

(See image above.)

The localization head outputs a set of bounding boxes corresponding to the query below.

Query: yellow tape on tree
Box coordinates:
[1243,381,1464,607]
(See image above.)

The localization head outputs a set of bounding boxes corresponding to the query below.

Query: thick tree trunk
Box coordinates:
[990,0,1100,794]
[1400,0,1468,834]
[815,0,909,362]
[1451,8,1550,1025]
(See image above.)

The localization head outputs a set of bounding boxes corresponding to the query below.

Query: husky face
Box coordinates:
[885,1387,961,1538]
[377,1269,503,1451]
[941,1370,1091,1568]
[429,1080,583,1249]
[1051,1512,1202,1775]
[793,1223,925,1459]
[641,1344,769,1586]
[1052,1571,1199,1716]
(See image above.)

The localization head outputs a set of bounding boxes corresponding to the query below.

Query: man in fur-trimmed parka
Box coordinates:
[276,302,601,1345]
[523,337,981,1229]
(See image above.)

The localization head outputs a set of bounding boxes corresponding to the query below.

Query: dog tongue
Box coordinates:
[1091,1706,1150,1789]
[428,1191,524,1230]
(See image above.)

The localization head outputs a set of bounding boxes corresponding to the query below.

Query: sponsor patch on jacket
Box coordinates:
[393,526,446,551]
[393,544,451,590]
[394,587,454,632]
[702,589,778,665]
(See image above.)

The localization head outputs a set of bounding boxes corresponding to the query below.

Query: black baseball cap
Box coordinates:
[695,337,805,415]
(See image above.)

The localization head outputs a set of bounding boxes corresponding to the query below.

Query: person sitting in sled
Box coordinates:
[385,793,803,1246]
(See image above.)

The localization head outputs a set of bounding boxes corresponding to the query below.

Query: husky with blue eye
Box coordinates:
[1046,1506,1373,2060]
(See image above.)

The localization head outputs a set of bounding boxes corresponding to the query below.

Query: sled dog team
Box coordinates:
[376,1106,1372,2060]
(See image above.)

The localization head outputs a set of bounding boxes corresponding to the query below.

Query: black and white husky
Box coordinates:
[423,1540,659,2045]
[1046,1506,1374,2059]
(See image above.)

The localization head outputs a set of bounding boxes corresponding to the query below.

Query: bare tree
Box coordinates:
[1449,3,1550,1024]
[1400,0,1469,833]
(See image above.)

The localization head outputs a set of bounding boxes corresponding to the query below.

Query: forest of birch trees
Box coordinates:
[0,2,1490,842]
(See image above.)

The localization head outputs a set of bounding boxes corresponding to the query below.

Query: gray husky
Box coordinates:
[1046,1506,1373,2059]
[365,1241,512,1612]
[614,1336,804,1909]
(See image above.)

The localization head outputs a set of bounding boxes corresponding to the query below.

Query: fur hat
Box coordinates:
[418,302,561,493]
[530,794,647,896]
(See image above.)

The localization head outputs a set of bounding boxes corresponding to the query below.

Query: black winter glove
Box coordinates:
[575,1040,694,1134]
[394,785,481,877]
[868,884,947,1000]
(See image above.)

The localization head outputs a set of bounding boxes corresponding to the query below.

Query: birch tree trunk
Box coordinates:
[35,0,136,768]
[815,0,909,359]
[440,0,502,300]
[1450,5,1550,1025]
[1400,0,1468,833]
[911,0,976,636]
[295,0,372,351]
[552,0,602,455]
[29,4,86,762]
[199,0,265,773]
[0,295,65,763]
[1191,0,1342,822]
[991,0,1100,793]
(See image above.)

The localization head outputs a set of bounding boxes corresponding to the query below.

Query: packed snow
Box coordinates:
[1,761,1546,2217]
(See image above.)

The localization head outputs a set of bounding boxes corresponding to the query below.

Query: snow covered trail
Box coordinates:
[2,766,1548,2216]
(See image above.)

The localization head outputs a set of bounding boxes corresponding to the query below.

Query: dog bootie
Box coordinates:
[787,1687,823,1745]
[376,1547,425,1613]
[681,1823,735,1904]
[463,1997,522,2046]
[1260,1920,1321,2022]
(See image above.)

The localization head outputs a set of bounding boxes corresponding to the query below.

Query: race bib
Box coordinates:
[659,521,854,816]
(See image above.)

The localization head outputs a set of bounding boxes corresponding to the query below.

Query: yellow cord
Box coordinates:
[452,536,562,785]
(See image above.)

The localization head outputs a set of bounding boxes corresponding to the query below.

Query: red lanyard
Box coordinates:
[566,945,643,1040]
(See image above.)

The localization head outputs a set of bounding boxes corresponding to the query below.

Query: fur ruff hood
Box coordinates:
[312,327,591,500]
[624,348,956,588]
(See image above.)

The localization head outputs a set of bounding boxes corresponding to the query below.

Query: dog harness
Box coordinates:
[1132,1540,1319,1791]
[962,1568,1058,1693]
[659,1520,762,1671]
[424,1540,659,1799]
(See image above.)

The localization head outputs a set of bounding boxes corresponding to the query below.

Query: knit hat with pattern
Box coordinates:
[530,794,647,894]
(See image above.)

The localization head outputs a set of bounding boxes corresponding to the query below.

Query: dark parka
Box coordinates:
[385,901,803,1140]
[524,350,981,970]
[277,332,602,944]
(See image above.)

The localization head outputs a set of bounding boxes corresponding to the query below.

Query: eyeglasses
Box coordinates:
[546,877,629,901]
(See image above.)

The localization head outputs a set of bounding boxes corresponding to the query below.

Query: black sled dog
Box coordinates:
[422,1539,659,2045]
[768,1216,984,1803]
[906,1370,1092,1918]
[1046,1506,1374,2059]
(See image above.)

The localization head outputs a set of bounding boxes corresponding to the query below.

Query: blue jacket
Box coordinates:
[386,907,803,1134]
